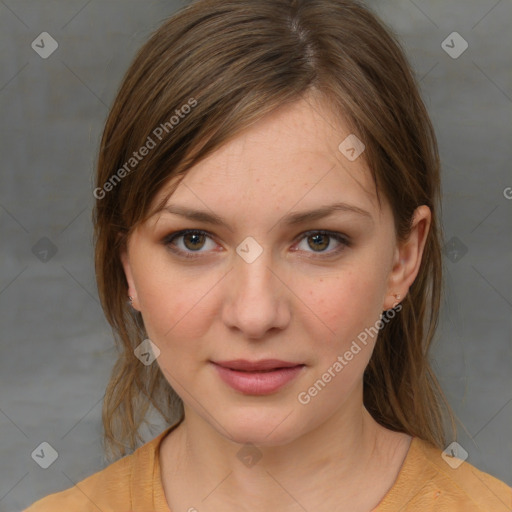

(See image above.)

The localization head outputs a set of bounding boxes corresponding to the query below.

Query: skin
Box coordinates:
[121,92,431,512]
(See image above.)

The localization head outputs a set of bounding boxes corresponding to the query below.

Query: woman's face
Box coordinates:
[121,95,428,446]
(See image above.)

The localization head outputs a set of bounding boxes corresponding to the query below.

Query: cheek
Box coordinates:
[134,269,216,385]
[305,269,384,350]
[133,258,219,344]
[294,272,383,412]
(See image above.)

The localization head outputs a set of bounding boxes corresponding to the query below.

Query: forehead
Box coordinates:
[151,95,384,223]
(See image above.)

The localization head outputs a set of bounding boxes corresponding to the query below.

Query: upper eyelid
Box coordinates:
[164,229,218,245]
[164,229,349,250]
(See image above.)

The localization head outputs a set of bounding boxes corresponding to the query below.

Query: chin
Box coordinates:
[213,408,303,447]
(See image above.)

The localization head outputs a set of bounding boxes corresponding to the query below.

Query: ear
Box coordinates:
[382,205,431,311]
[120,246,140,311]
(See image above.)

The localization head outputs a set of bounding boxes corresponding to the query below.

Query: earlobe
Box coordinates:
[383,205,431,311]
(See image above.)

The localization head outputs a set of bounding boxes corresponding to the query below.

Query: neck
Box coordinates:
[160,387,405,511]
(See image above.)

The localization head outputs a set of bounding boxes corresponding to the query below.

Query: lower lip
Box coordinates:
[212,363,305,395]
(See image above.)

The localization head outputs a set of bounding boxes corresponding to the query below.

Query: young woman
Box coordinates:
[25,0,511,510]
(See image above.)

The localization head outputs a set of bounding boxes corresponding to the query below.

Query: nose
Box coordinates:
[221,246,291,339]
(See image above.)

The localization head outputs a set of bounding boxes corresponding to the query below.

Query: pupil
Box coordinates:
[185,233,204,250]
[182,233,329,252]
[309,234,328,251]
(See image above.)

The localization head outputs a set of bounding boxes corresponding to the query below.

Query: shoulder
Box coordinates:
[23,453,133,511]
[23,432,163,512]
[395,437,512,511]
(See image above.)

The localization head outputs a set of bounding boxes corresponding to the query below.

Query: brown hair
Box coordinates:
[93,0,456,462]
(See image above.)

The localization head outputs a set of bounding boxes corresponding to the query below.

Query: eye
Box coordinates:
[162,229,350,260]
[293,230,350,257]
[163,229,218,259]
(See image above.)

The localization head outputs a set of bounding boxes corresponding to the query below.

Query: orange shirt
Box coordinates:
[24,424,512,511]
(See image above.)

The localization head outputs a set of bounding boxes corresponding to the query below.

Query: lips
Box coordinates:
[212,359,304,372]
[211,360,306,395]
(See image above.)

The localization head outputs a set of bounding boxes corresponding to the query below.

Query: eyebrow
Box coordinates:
[158,202,373,228]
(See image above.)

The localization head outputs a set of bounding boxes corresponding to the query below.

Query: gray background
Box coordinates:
[0,0,511,510]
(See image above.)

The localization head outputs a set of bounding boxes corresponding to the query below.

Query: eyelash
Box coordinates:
[162,229,351,260]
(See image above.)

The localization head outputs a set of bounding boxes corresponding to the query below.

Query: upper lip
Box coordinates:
[212,359,304,371]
